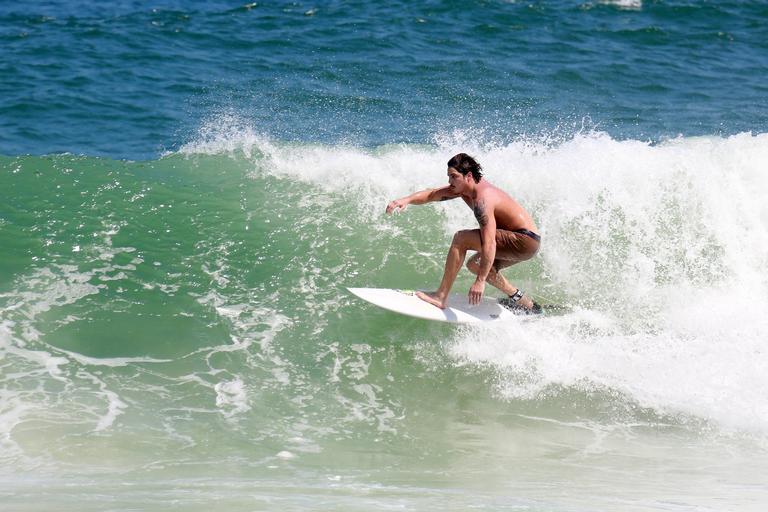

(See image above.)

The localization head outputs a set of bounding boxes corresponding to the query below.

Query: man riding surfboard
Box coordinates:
[386,153,541,314]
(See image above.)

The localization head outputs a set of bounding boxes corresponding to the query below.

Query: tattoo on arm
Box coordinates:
[473,200,489,227]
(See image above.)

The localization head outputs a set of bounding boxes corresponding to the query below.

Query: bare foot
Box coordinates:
[416,290,447,309]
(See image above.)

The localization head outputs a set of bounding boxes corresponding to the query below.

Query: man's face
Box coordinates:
[447,167,468,192]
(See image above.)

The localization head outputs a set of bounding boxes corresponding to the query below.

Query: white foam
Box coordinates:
[599,0,642,10]
[0,388,32,463]
[439,130,768,433]
[6,265,103,322]
[214,377,250,418]
[175,111,265,158]
[177,114,448,221]
[93,387,127,432]
[178,119,768,433]
[178,122,768,298]
[57,350,172,368]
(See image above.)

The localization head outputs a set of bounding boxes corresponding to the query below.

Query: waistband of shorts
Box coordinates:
[511,229,541,242]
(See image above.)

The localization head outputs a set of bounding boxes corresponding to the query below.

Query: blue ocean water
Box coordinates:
[2,2,768,511]
[1,0,767,159]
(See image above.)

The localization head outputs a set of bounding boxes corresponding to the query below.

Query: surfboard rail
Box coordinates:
[347,287,514,324]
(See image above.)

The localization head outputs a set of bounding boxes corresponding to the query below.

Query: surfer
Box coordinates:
[386,153,541,313]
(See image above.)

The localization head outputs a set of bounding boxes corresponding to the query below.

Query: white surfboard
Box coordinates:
[347,287,515,324]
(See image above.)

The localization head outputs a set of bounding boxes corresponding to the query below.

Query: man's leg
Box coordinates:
[466,254,535,310]
[416,230,481,309]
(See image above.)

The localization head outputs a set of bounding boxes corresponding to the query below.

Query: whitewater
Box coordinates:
[184,125,768,431]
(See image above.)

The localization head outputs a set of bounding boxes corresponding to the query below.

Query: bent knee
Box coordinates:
[466,258,500,276]
[450,230,467,246]
[451,229,479,248]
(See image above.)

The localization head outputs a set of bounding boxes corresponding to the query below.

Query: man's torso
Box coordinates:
[462,182,537,232]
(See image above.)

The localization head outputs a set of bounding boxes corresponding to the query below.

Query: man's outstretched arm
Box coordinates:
[385,186,458,214]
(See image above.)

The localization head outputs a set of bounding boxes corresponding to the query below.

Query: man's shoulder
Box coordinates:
[477,182,506,204]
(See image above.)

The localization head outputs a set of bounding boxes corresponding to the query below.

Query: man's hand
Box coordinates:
[386,199,408,214]
[469,279,485,305]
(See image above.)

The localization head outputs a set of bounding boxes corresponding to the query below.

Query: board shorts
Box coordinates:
[492,229,541,271]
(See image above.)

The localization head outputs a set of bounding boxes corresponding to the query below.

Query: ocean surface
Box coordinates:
[2,1,768,510]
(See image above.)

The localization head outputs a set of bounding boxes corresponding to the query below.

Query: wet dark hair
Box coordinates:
[447,153,483,183]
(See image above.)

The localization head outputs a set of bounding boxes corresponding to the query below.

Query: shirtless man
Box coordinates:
[385,153,541,313]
